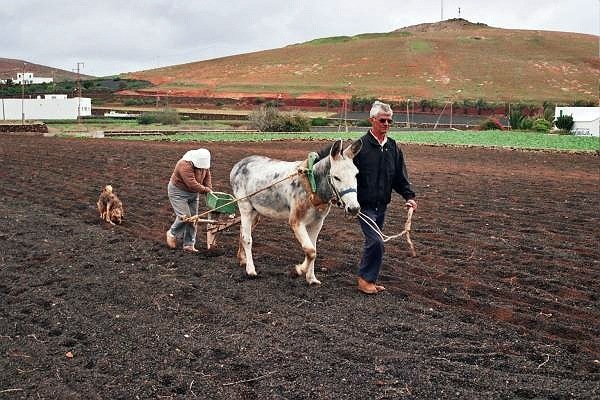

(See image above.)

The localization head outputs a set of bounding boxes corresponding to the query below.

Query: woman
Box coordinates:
[166,148,213,252]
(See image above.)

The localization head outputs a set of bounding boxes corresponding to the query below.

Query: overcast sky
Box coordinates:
[2,0,598,77]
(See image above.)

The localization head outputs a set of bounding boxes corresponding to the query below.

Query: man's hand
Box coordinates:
[405,199,417,210]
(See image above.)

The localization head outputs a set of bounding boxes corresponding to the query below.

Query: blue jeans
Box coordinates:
[167,182,199,247]
[357,206,386,282]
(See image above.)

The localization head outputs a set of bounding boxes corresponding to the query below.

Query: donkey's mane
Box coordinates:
[312,157,335,202]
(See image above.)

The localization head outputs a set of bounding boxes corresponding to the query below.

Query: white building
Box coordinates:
[14,72,54,85]
[554,107,599,137]
[1,94,91,120]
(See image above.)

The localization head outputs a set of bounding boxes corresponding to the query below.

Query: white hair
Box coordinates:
[369,100,393,118]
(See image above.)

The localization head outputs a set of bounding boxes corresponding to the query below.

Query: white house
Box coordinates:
[1,94,91,120]
[14,72,54,85]
[554,107,599,137]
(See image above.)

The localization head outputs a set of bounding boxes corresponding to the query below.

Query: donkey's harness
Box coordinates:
[300,151,356,209]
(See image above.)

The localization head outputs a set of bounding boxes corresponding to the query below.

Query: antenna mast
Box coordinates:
[441,0,444,20]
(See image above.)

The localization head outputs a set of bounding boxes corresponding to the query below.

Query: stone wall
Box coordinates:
[0,123,48,133]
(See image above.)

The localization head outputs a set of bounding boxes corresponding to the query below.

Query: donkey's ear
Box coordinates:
[329,139,343,160]
[343,139,362,159]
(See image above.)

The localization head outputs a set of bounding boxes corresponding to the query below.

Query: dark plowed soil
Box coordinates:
[1,135,599,399]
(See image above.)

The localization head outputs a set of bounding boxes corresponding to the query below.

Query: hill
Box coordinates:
[124,19,599,104]
[0,58,95,82]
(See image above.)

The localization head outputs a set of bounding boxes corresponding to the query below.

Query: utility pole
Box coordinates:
[344,82,351,133]
[75,62,84,121]
[21,62,26,124]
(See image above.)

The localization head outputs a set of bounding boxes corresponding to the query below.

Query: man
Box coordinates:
[318,100,417,294]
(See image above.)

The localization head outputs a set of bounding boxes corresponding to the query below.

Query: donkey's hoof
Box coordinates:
[246,269,258,277]
[294,264,307,275]
[288,268,301,278]
[307,278,322,286]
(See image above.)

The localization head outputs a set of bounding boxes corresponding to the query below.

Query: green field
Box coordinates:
[104,130,599,152]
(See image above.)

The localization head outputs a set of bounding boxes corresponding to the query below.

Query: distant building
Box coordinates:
[0,94,91,120]
[14,72,53,85]
[554,107,599,137]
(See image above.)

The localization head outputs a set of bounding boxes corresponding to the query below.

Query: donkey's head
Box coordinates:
[327,139,362,216]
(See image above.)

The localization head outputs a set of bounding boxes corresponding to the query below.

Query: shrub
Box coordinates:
[124,98,142,106]
[554,114,574,131]
[520,117,533,130]
[138,114,154,125]
[428,99,439,112]
[509,110,524,130]
[532,118,552,132]
[279,112,311,132]
[351,96,376,111]
[138,109,180,125]
[573,99,596,107]
[462,99,473,114]
[249,106,310,132]
[265,100,282,108]
[475,98,488,115]
[311,117,329,126]
[248,106,280,131]
[357,119,372,127]
[478,117,503,130]
[542,105,555,123]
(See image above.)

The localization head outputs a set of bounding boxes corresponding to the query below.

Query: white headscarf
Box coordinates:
[182,148,211,169]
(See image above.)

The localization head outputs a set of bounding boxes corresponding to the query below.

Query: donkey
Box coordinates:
[230,139,362,285]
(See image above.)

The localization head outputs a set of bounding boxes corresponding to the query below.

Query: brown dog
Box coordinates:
[97,185,124,225]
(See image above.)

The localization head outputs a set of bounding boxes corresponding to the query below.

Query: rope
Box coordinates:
[183,171,300,223]
[357,207,416,256]
[183,160,416,257]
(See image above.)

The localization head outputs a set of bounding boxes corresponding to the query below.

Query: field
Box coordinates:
[1,135,599,399]
[110,131,599,153]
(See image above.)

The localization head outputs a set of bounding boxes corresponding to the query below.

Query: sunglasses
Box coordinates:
[377,118,394,124]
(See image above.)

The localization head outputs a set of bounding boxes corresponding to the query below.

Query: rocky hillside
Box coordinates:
[124,19,598,104]
[0,58,95,82]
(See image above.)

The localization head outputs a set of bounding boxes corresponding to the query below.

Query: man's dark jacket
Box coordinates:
[317,131,415,210]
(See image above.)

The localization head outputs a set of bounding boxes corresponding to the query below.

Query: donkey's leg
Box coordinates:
[304,218,325,284]
[237,211,259,266]
[291,222,320,285]
[238,206,258,276]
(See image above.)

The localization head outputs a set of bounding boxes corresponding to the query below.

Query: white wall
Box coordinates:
[555,107,599,137]
[1,97,91,120]
[571,120,599,137]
